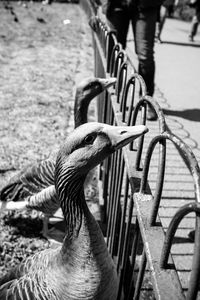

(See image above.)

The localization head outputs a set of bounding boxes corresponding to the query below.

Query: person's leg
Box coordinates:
[132,7,157,97]
[189,14,199,41]
[196,10,200,34]
[156,5,168,42]
[168,5,174,17]
[131,7,158,120]
[106,7,130,49]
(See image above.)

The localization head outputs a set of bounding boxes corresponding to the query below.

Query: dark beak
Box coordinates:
[98,77,117,90]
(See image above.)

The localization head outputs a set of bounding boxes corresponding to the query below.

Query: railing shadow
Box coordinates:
[164,108,200,122]
[161,40,200,48]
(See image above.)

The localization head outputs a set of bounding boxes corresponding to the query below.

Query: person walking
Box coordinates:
[156,0,176,43]
[188,0,200,42]
[99,0,163,120]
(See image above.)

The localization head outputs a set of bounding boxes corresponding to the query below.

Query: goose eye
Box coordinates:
[84,134,96,144]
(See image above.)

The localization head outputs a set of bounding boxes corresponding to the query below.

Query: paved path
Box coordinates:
[128,17,200,160]
[155,18,200,160]
[127,17,200,297]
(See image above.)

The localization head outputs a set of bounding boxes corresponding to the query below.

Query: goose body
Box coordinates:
[0,122,148,299]
[0,78,116,226]
[0,221,117,299]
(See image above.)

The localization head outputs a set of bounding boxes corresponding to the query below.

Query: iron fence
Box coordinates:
[80,1,200,299]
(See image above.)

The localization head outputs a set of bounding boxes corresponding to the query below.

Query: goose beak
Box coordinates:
[99,77,117,89]
[103,124,148,150]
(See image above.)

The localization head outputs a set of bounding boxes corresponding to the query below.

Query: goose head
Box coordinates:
[55,122,148,241]
[74,77,116,127]
[55,122,148,194]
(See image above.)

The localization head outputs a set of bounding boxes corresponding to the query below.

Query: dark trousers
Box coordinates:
[190,10,200,37]
[107,6,158,96]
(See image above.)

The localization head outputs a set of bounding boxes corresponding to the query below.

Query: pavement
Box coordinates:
[126,17,200,295]
[155,17,200,160]
[127,17,200,161]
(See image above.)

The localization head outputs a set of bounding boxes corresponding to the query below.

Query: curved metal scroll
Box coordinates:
[105,31,117,73]
[109,43,122,77]
[140,130,200,226]
[114,51,127,102]
[140,134,167,225]
[116,61,128,106]
[121,73,147,124]
[99,21,108,54]
[131,96,166,171]
[160,202,200,300]
[114,50,126,79]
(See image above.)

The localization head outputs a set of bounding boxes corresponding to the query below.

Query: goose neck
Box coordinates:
[74,97,90,128]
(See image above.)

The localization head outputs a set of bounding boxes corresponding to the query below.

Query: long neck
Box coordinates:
[55,162,85,239]
[54,155,119,300]
[74,94,91,128]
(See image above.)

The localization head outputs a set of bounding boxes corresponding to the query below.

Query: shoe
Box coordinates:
[42,0,52,4]
[147,106,157,121]
[155,36,162,44]
[188,35,194,42]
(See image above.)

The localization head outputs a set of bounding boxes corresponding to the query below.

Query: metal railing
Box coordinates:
[80,1,200,299]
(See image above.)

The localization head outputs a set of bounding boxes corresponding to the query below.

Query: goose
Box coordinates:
[0,77,116,235]
[0,122,148,300]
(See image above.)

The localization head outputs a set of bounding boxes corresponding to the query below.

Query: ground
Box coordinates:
[0,0,98,277]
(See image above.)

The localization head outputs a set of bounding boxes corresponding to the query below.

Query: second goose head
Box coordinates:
[74,77,116,127]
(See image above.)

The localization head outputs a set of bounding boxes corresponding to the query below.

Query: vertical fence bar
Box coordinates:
[110,156,125,256]
[117,173,130,271]
[106,151,118,246]
[117,194,134,299]
[127,219,141,299]
[108,150,122,251]
[133,250,147,300]
[106,31,117,73]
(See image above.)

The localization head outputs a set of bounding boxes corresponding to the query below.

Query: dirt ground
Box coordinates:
[0,0,97,277]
